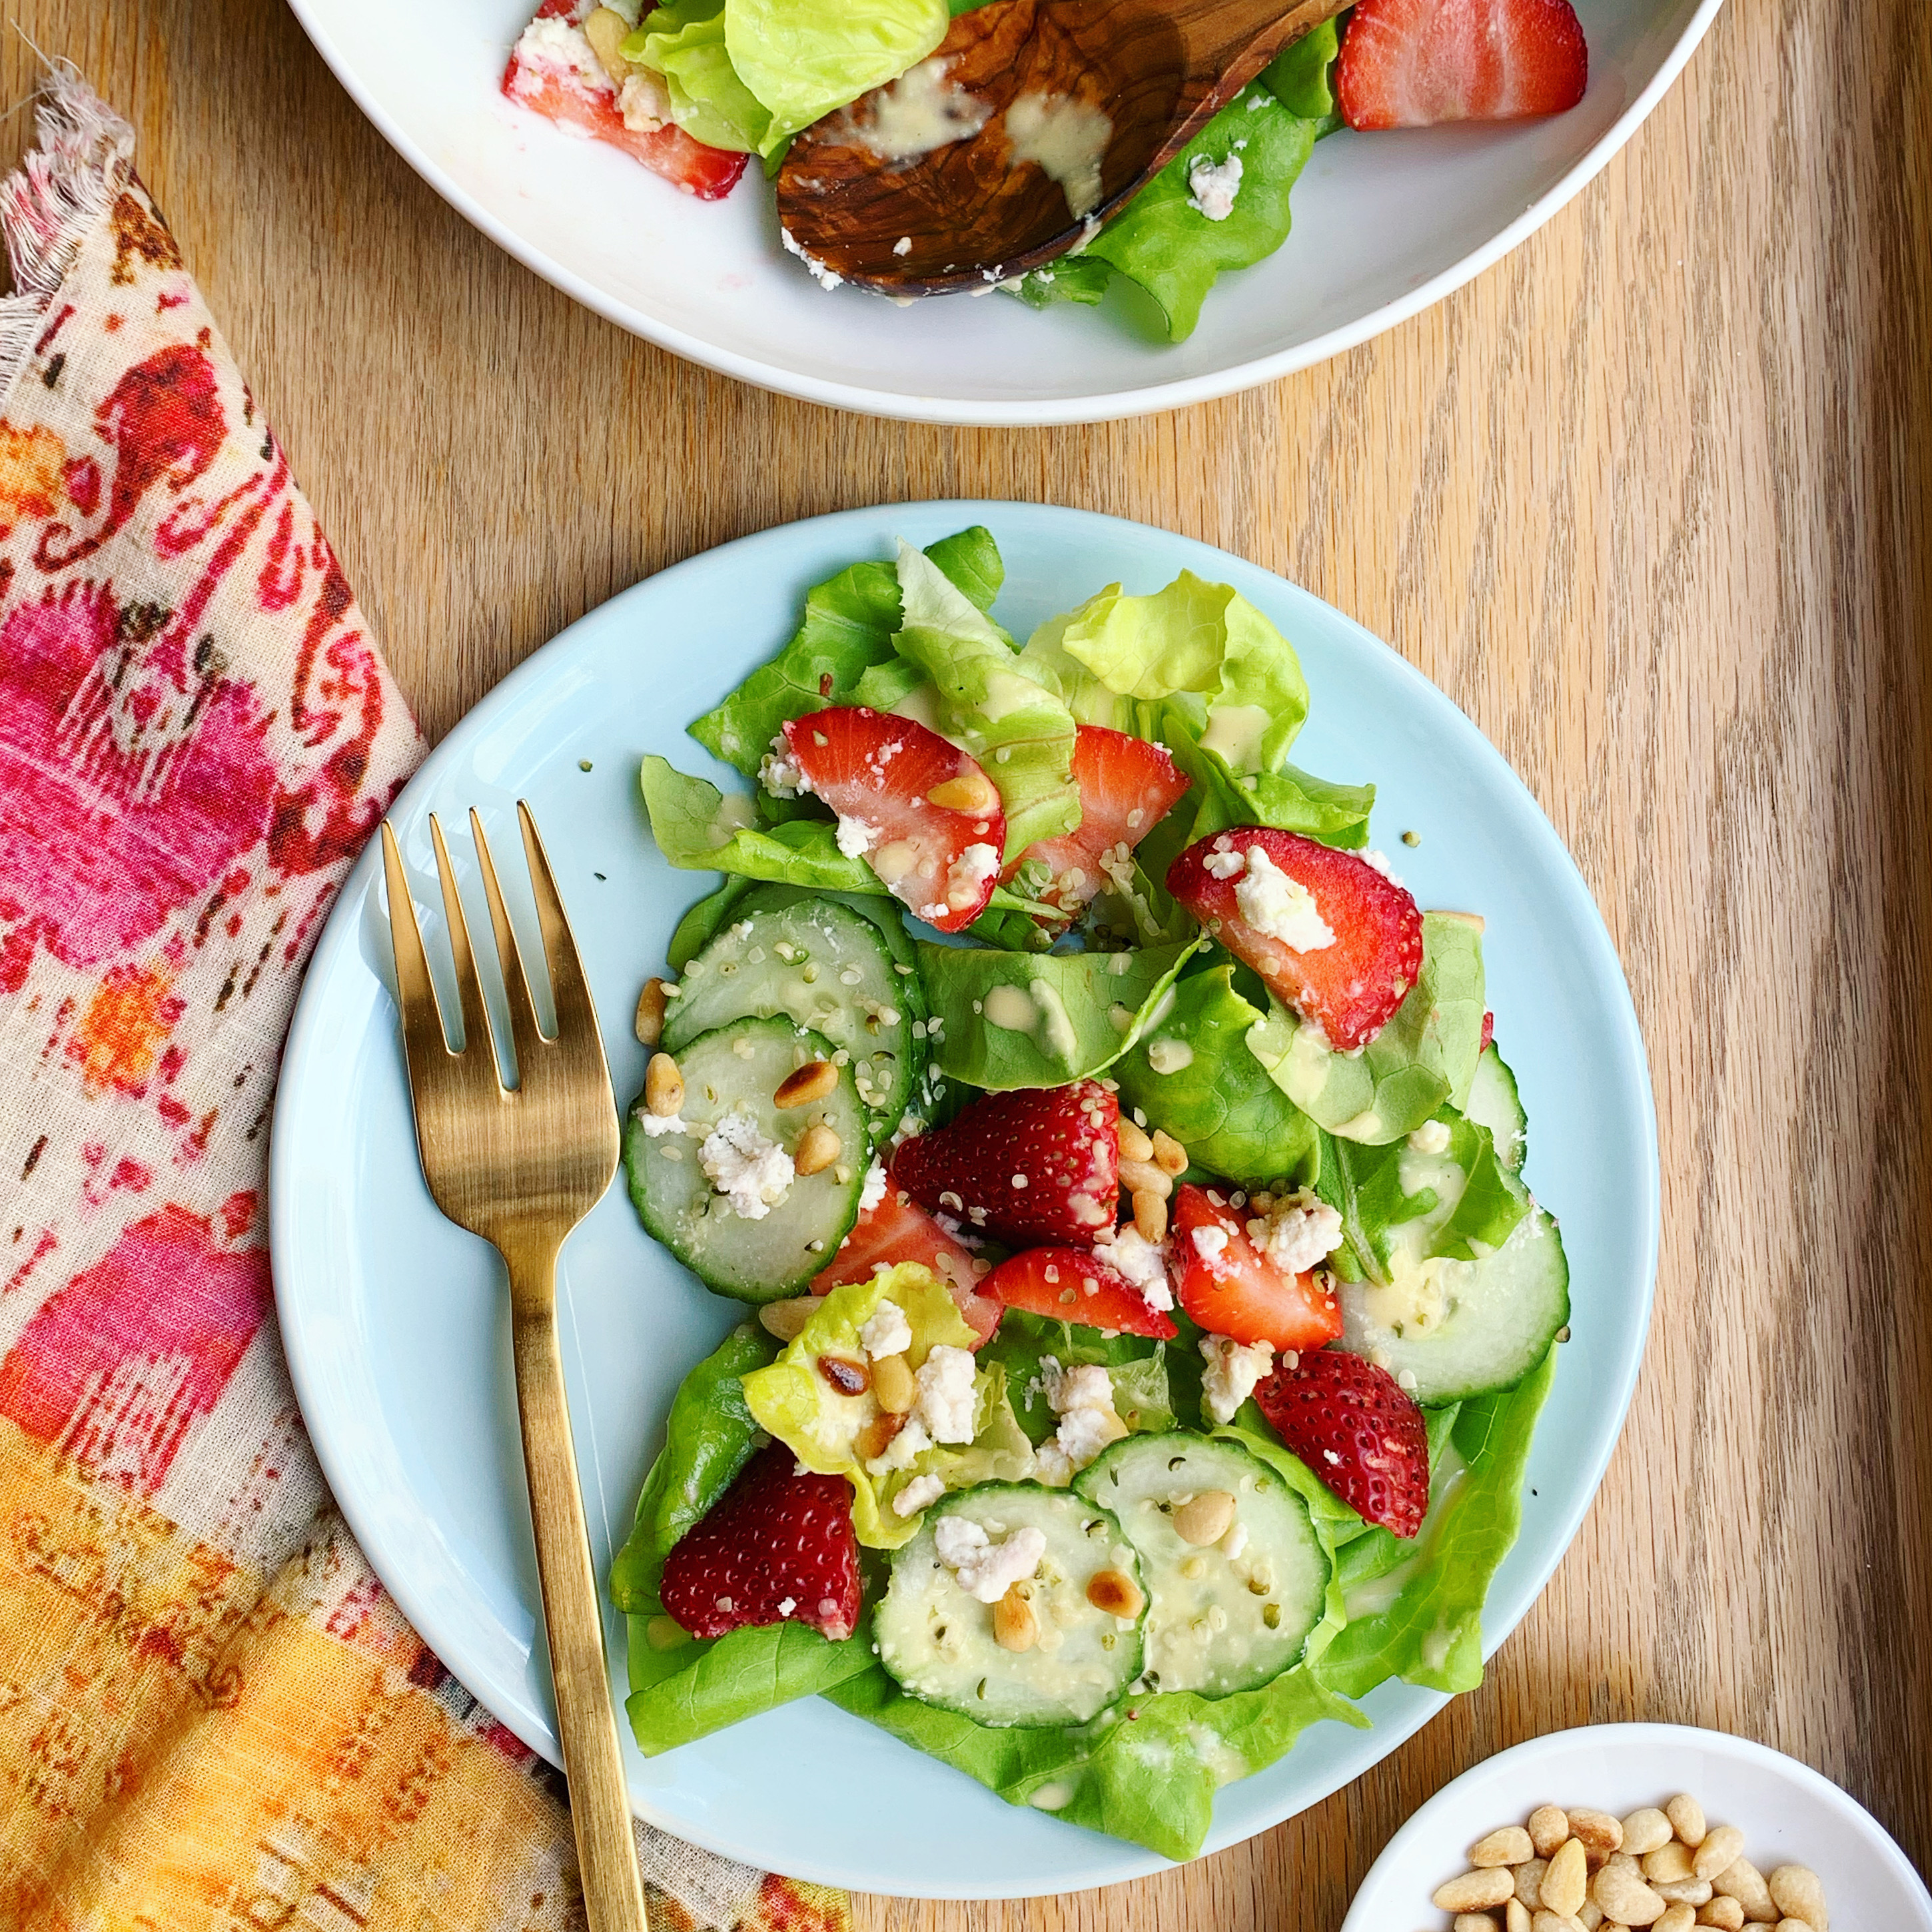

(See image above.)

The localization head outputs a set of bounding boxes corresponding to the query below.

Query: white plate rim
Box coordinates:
[282,0,1726,427]
[269,500,1661,1893]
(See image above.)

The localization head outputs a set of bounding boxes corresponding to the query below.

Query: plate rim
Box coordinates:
[282,0,1727,428]
[270,499,1661,1893]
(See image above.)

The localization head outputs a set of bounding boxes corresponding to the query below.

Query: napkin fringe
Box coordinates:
[0,65,133,398]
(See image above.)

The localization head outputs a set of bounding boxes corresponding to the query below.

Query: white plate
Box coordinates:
[1342,1722,1932,1929]
[284,0,1722,425]
[270,502,1658,1895]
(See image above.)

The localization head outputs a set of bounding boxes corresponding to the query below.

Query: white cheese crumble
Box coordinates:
[933,1516,1047,1602]
[1099,1225,1174,1312]
[1203,844,1247,880]
[1035,1360,1125,1485]
[511,17,610,95]
[943,841,1001,913]
[1190,1224,1230,1263]
[1362,848,1404,885]
[759,737,805,799]
[1234,845,1335,951]
[1408,1118,1452,1155]
[637,1109,688,1138]
[1200,1334,1275,1425]
[618,70,671,133]
[835,815,881,859]
[1248,1190,1342,1274]
[859,1158,889,1214]
[698,1109,795,1219]
[859,1299,913,1360]
[913,1344,978,1443]
[1186,152,1244,221]
[779,225,843,292]
[893,1473,945,1518]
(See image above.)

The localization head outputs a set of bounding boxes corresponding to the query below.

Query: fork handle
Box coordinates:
[507,1246,650,1932]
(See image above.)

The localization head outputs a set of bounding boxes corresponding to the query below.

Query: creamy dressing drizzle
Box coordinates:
[840,57,991,162]
[1004,92,1113,219]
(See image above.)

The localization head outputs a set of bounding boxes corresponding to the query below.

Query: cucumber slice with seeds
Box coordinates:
[1464,1045,1526,1173]
[625,1016,867,1302]
[1075,1434,1328,1699]
[877,1482,1145,1727]
[664,897,919,1137]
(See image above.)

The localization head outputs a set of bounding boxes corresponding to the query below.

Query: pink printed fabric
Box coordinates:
[0,73,844,1932]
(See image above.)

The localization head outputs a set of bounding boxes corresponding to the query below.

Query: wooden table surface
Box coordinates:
[9,0,1927,1925]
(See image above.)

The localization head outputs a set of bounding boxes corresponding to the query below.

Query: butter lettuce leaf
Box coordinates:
[1247,912,1486,1144]
[1261,16,1341,124]
[1111,963,1321,1189]
[641,755,884,893]
[977,1307,1178,1447]
[628,0,771,153]
[1161,710,1374,850]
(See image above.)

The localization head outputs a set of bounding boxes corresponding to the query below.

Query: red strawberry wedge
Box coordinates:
[1007,725,1191,919]
[1167,827,1424,1051]
[811,1189,1002,1346]
[891,1081,1119,1248]
[1173,1185,1343,1352]
[1252,1349,1431,1538]
[503,1,748,199]
[660,1443,862,1640]
[782,708,1007,934]
[1336,0,1588,129]
[987,1246,1179,1340]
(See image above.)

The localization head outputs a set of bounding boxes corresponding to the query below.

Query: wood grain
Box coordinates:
[5,0,1927,1926]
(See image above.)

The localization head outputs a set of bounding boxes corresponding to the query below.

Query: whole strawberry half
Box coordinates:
[1336,0,1588,129]
[1253,1348,1431,1538]
[1007,725,1191,919]
[1167,827,1424,1051]
[783,706,1007,933]
[659,1443,861,1640]
[891,1080,1119,1248]
[986,1244,1178,1340]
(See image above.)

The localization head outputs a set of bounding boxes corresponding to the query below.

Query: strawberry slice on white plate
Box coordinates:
[1336,0,1589,129]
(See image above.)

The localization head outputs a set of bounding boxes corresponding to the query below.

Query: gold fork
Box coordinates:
[380,802,646,1932]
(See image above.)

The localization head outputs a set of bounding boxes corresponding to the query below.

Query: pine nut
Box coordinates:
[1576,1905,1602,1931]
[1666,1796,1707,1847]
[1693,1829,1745,1883]
[645,1052,684,1117]
[1516,1859,1550,1909]
[582,5,634,83]
[993,1583,1038,1652]
[634,976,670,1046]
[815,1353,870,1396]
[1173,1490,1236,1546]
[1454,1917,1500,1932]
[793,1123,841,1175]
[1766,1868,1826,1931]
[1710,1857,1775,1921]
[1151,1129,1189,1175]
[1530,1913,1583,1932]
[1508,1903,1532,1932]
[1118,1157,1171,1198]
[1132,1187,1168,1242]
[1116,1117,1155,1163]
[1646,1844,1695,1884]
[775,1059,838,1109]
[1530,1810,1572,1857]
[857,1412,905,1461]
[927,771,1001,814]
[1623,1810,1675,1857]
[1434,1870,1518,1912]
[1085,1568,1143,1619]
[1590,1861,1665,1926]
[1654,1880,1713,1907]
[1542,1840,1589,1917]
[1471,1828,1535,1867]
[1697,1900,1745,1930]
[758,1296,818,1340]
[1570,1810,1626,1862]
[1656,1908,1697,1932]
[871,1351,915,1412]
[1772,1921,1815,1932]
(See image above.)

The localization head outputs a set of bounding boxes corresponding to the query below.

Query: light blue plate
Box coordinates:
[270,503,1658,1897]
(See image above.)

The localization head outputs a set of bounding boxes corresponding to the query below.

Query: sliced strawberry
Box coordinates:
[1172,1184,1343,1352]
[1252,1348,1431,1537]
[503,1,748,201]
[1480,1010,1495,1053]
[782,708,1007,934]
[659,1442,861,1640]
[891,1081,1119,1248]
[985,1246,1178,1340]
[1007,725,1191,918]
[811,1188,1001,1346]
[1167,826,1423,1051]
[1336,0,1588,129]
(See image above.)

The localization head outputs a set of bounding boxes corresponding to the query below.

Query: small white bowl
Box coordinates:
[1342,1723,1932,1931]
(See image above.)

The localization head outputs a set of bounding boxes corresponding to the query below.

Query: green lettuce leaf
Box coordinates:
[915,938,1199,1091]
[976,1308,1177,1446]
[890,543,1079,859]
[1247,912,1486,1144]
[628,0,771,153]
[641,755,884,892]
[1111,964,1320,1190]
[1260,16,1341,124]
[1160,710,1374,850]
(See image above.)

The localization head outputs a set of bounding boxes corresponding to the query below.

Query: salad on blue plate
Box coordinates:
[609,525,1568,1860]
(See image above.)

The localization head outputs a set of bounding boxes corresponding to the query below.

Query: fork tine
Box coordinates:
[470,806,549,1075]
[516,800,603,1063]
[381,821,455,1101]
[429,811,505,1091]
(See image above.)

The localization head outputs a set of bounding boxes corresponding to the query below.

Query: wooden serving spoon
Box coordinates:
[774,0,1348,297]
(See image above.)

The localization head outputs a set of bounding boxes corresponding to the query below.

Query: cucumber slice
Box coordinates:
[877,1482,1145,1727]
[1075,1434,1328,1698]
[1338,1199,1569,1404]
[664,897,920,1137]
[624,1017,867,1302]
[1464,1046,1526,1173]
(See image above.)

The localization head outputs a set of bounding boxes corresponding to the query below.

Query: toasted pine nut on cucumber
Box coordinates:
[624,1016,868,1303]
[877,1483,1145,1727]
[1074,1434,1329,1699]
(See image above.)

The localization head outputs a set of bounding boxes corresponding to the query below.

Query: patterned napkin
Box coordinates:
[0,70,846,1932]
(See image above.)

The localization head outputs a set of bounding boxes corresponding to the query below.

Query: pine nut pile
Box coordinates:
[1427,1796,1830,1932]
